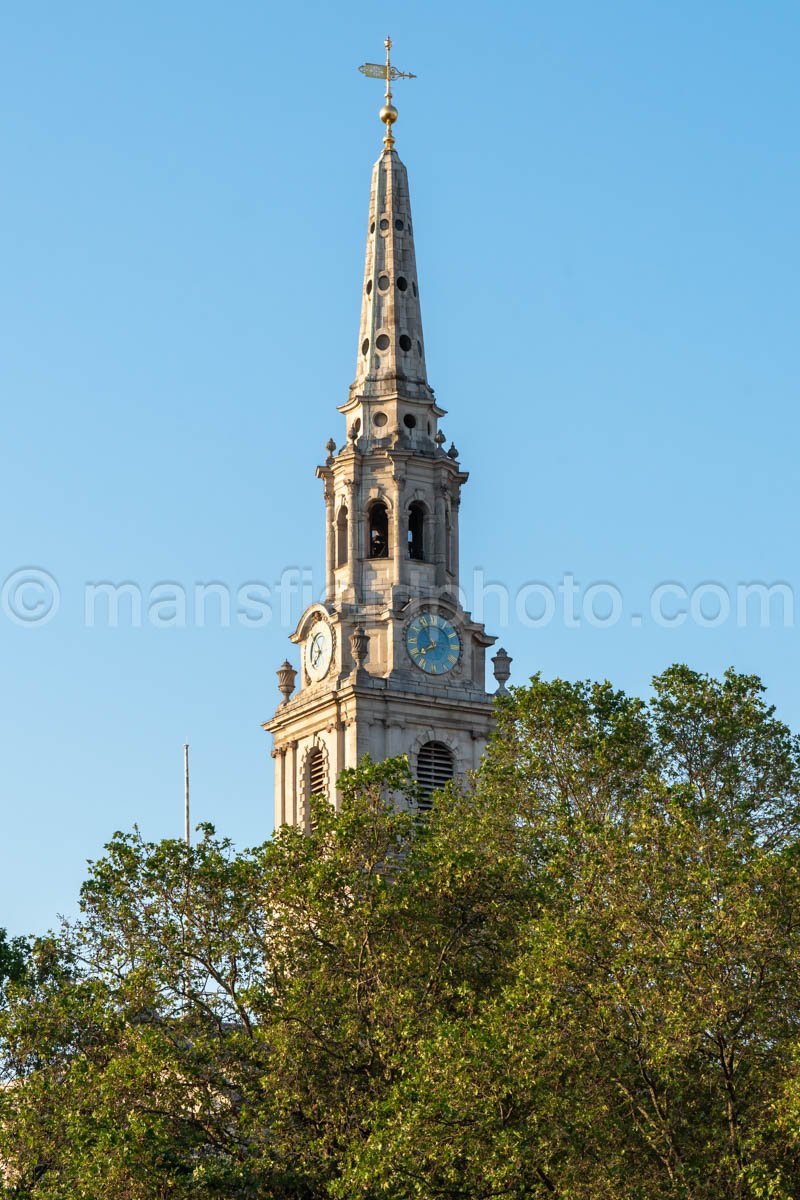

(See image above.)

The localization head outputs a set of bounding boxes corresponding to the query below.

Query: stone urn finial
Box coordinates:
[276,659,297,704]
[491,647,512,695]
[350,626,370,674]
[325,437,336,463]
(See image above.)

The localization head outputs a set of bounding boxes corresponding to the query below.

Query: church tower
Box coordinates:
[264,41,511,828]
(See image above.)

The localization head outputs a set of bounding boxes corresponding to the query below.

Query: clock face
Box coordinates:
[406,612,461,675]
[305,620,333,682]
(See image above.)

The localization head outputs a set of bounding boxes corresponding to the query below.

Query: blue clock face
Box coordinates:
[406,612,460,675]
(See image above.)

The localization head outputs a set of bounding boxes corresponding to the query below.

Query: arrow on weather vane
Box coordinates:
[358,61,417,82]
[357,37,416,149]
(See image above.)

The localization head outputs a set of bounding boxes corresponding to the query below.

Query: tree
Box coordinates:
[0,758,526,1198]
[0,931,27,996]
[347,668,800,1199]
[1,668,799,1199]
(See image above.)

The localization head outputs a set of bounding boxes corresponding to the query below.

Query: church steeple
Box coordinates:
[350,37,430,405]
[350,149,430,402]
[264,42,504,834]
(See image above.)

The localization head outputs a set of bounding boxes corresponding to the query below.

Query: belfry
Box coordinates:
[264,40,511,828]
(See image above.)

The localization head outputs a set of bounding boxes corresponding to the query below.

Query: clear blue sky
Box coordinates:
[2,1,798,937]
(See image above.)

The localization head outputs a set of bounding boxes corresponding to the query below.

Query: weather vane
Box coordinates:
[358,36,416,150]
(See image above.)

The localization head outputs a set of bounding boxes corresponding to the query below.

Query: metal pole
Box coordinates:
[183,743,190,846]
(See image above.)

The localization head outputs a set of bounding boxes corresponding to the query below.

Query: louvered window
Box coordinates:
[307,748,327,830]
[417,741,455,812]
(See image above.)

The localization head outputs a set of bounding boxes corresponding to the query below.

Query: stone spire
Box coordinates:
[350,148,431,404]
[265,44,500,836]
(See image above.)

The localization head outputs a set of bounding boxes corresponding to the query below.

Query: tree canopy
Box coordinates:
[2,666,800,1198]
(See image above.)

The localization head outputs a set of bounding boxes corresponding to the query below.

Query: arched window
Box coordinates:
[445,504,453,574]
[336,505,348,567]
[408,502,425,561]
[369,502,389,559]
[307,747,327,831]
[417,741,455,812]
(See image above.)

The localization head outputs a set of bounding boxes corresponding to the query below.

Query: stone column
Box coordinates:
[336,718,346,808]
[346,478,358,602]
[272,747,285,829]
[345,718,359,771]
[471,729,481,770]
[452,494,462,587]
[288,740,299,829]
[324,484,335,602]
[393,473,406,589]
[434,486,447,587]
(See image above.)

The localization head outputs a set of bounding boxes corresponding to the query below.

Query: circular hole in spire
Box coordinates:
[376,334,390,351]
[403,414,417,429]
[366,280,373,296]
[378,275,390,291]
[397,276,408,292]
[395,219,404,231]
[417,340,423,356]
[412,281,418,297]
[370,221,375,234]
[399,334,412,353]
[379,218,389,231]
[373,412,388,428]
[361,338,369,356]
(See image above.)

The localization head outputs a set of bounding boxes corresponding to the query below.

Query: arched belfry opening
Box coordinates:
[407,501,425,561]
[416,741,455,812]
[369,501,389,559]
[336,505,348,567]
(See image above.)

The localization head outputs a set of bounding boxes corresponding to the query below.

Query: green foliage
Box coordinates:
[0,930,28,994]
[1,669,800,1198]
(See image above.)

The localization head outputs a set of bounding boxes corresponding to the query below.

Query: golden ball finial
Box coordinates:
[380,103,398,126]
